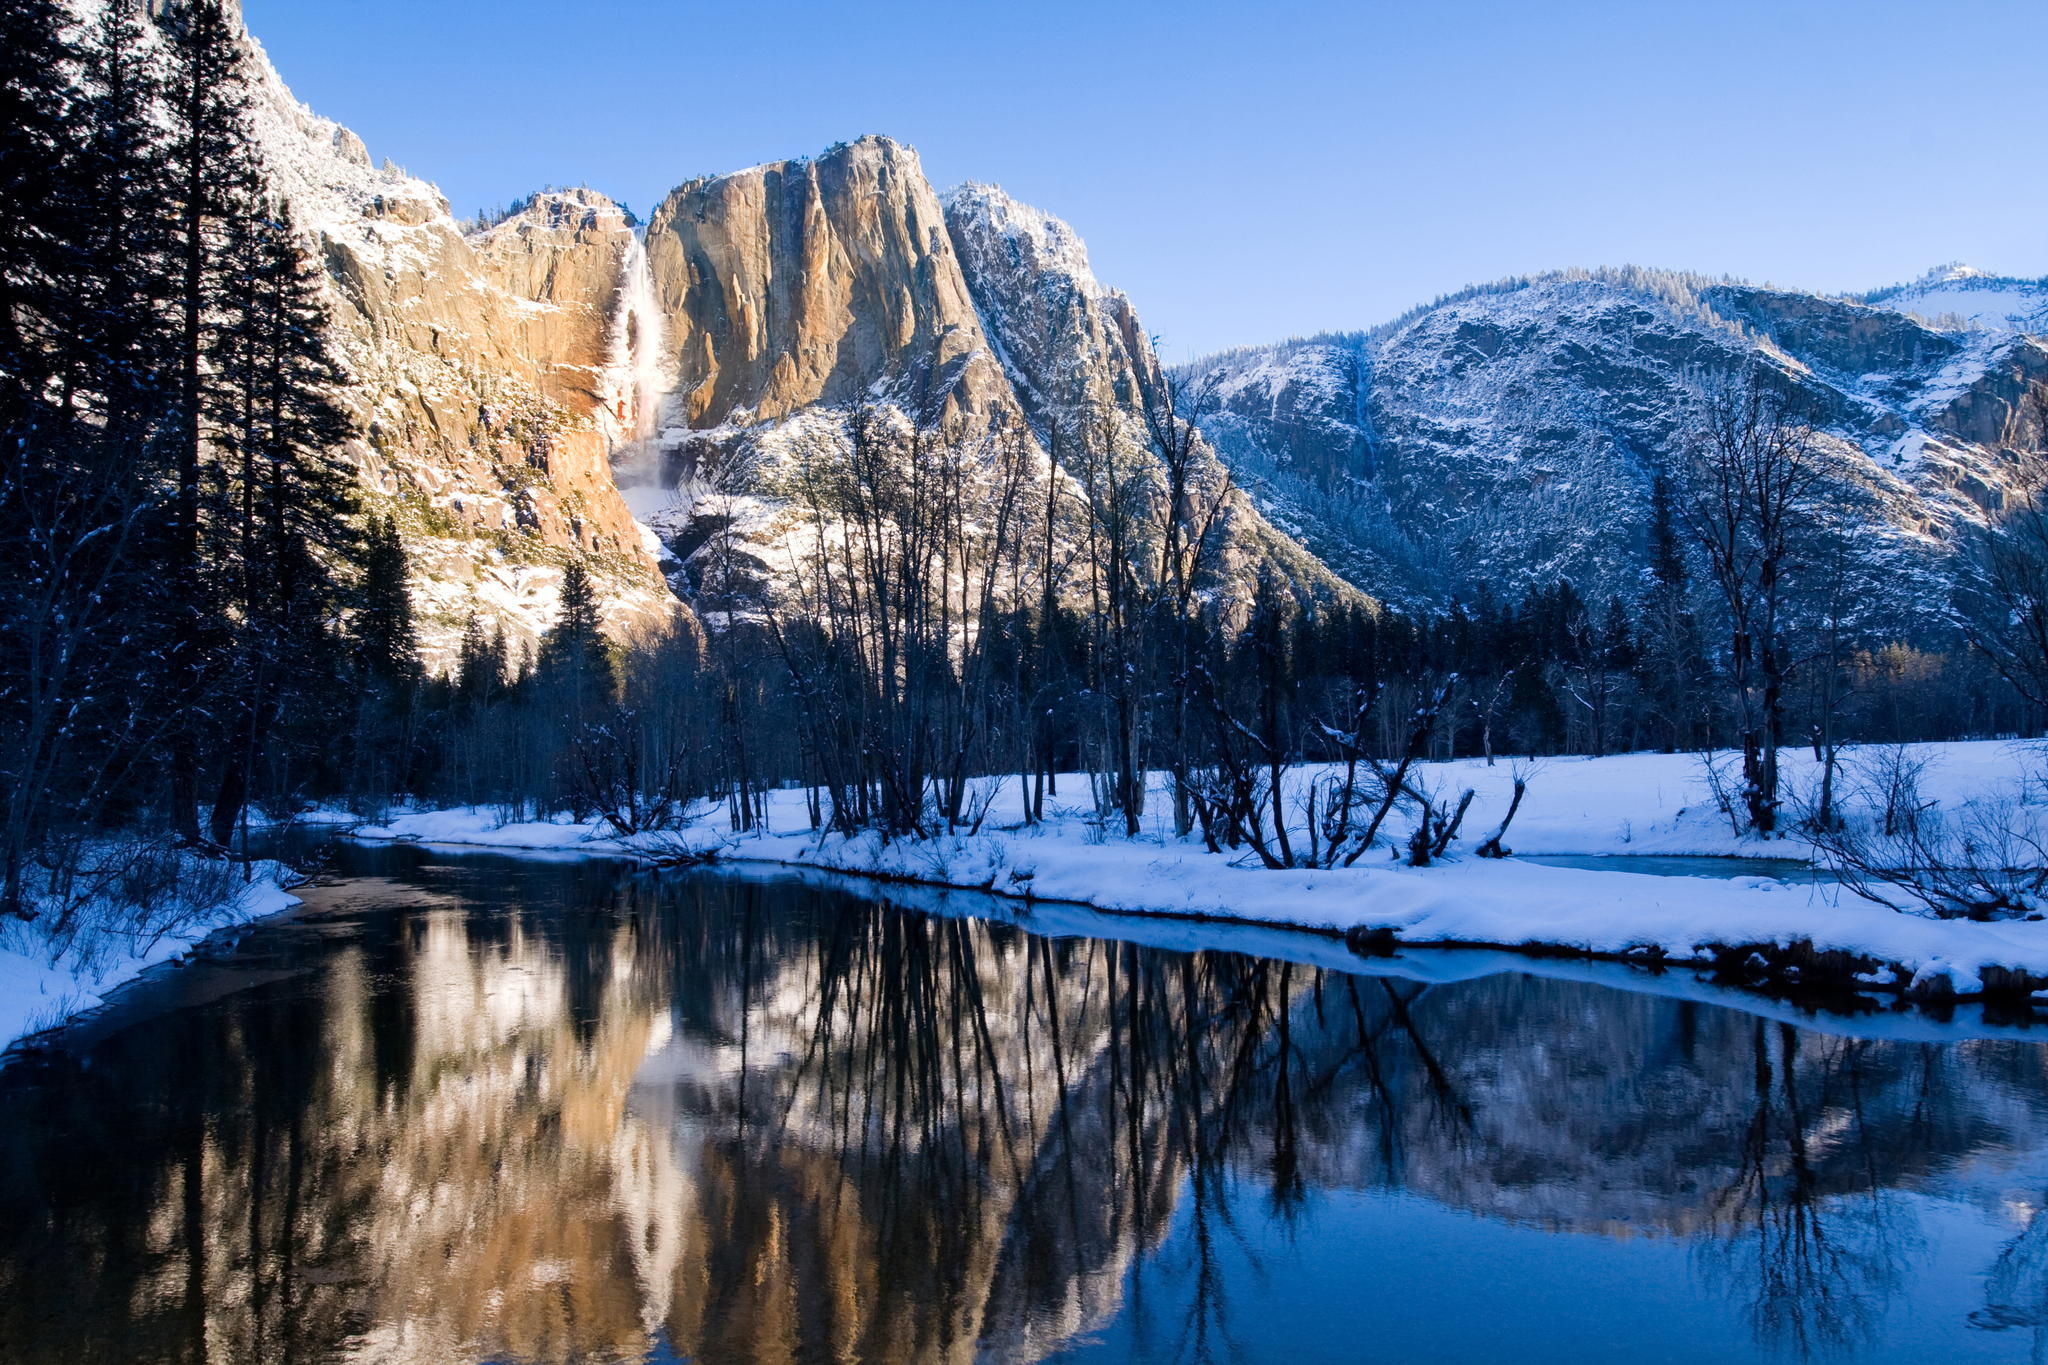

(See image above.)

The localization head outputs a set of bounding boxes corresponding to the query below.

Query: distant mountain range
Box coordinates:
[1184,265,2048,612]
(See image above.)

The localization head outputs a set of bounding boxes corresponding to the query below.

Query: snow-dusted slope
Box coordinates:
[241,47,677,663]
[1856,263,2048,332]
[82,3,680,667]
[1187,267,2048,611]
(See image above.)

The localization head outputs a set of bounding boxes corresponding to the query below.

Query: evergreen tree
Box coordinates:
[158,0,257,840]
[1640,473,1706,751]
[204,200,362,840]
[1508,659,1565,754]
[1,0,91,912]
[354,516,420,691]
[0,0,85,398]
[0,0,179,908]
[536,561,616,706]
[457,615,508,707]
[346,515,420,801]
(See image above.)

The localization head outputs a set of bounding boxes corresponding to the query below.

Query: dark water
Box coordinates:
[5,845,2048,1364]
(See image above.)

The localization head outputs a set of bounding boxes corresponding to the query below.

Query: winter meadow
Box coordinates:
[7,1,2048,1361]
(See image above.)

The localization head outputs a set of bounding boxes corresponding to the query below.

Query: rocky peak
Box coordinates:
[1918,262,1992,284]
[1853,265,2048,334]
[945,183,1105,303]
[644,135,1013,433]
[943,181,1163,449]
[619,135,1359,612]
[481,187,626,235]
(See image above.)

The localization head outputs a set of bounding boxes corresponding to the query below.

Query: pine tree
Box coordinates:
[204,201,362,842]
[0,0,86,398]
[0,0,182,909]
[354,516,419,691]
[536,560,616,706]
[1640,474,1705,751]
[457,615,507,706]
[1508,653,1566,755]
[76,0,176,452]
[0,0,90,912]
[158,0,257,841]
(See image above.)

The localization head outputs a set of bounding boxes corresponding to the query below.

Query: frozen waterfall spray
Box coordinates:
[602,230,672,467]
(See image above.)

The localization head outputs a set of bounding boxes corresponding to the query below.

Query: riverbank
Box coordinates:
[356,741,2048,1003]
[0,856,302,1052]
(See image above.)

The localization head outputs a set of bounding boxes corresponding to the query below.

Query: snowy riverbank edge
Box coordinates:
[0,870,302,1054]
[354,744,2048,1003]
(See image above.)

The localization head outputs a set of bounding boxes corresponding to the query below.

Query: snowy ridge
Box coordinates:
[944,182,1106,303]
[1186,265,2048,610]
[1854,263,2048,332]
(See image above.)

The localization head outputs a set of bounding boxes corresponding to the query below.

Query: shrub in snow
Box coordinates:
[1806,748,2048,920]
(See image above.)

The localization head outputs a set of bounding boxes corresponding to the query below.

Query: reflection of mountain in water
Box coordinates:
[4,855,2048,1363]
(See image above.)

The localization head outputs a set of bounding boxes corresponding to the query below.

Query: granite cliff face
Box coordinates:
[645,138,1014,434]
[163,0,1363,651]
[1187,268,2048,613]
[633,137,1354,609]
[244,59,676,664]
[91,3,674,668]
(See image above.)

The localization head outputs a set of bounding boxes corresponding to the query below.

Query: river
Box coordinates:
[3,839,2047,1363]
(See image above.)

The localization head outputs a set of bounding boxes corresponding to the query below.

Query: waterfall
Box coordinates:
[602,231,671,465]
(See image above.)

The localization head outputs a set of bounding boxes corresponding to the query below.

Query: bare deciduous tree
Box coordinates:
[1677,366,1823,836]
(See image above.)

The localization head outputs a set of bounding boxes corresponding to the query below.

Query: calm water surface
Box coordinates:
[4,842,2048,1364]
[1519,853,1828,881]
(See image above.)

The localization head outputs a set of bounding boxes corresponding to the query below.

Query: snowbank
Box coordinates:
[0,868,301,1053]
[355,742,2048,1001]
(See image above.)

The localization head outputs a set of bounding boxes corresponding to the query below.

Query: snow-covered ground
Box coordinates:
[357,741,2048,1000]
[0,864,300,1054]
[8,744,2034,1055]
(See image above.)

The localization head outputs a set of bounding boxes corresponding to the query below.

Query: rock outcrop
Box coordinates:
[646,138,1015,433]
[636,138,1358,610]
[227,19,680,668]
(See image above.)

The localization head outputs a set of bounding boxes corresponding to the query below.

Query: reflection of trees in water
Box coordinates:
[0,875,670,1365]
[657,906,1340,1362]
[1692,1024,1910,1358]
[5,866,2048,1363]
[1976,1193,2048,1363]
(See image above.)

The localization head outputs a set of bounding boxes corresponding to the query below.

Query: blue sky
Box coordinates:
[242,0,2048,359]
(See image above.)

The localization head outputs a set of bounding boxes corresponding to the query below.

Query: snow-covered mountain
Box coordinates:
[81,2,2048,640]
[1855,262,2048,332]
[1185,267,2048,612]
